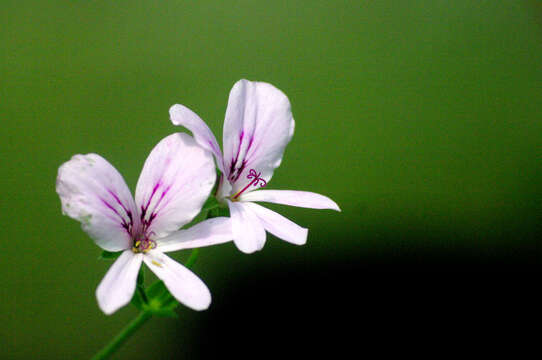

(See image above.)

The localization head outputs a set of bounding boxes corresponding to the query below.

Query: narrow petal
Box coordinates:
[56,154,138,251]
[227,200,266,253]
[96,250,143,315]
[143,251,211,311]
[242,202,308,245]
[223,79,295,194]
[135,133,216,238]
[157,217,233,253]
[240,190,341,211]
[169,104,224,172]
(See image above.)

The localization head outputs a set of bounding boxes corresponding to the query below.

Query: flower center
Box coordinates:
[131,234,156,253]
[231,168,267,200]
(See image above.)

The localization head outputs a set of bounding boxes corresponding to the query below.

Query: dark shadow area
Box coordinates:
[184,239,539,358]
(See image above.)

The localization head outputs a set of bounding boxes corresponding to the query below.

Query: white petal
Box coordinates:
[135,133,216,238]
[56,154,138,251]
[242,202,308,245]
[143,251,211,311]
[96,250,143,315]
[223,79,295,195]
[216,174,232,200]
[227,200,266,253]
[240,190,341,211]
[169,104,224,172]
[157,217,233,252]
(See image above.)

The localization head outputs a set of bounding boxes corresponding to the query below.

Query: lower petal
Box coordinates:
[157,217,233,253]
[240,190,341,211]
[96,250,143,315]
[243,202,308,245]
[144,251,211,311]
[227,200,266,253]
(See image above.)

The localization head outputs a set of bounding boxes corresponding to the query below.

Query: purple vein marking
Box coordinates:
[100,198,132,234]
[228,132,244,179]
[107,189,132,217]
[144,182,161,211]
[150,184,172,218]
[140,181,169,231]
[229,131,258,183]
[208,140,221,156]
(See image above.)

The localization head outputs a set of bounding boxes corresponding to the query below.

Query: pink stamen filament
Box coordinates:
[232,168,266,199]
[233,178,258,199]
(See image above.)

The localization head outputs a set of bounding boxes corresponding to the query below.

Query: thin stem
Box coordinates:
[91,248,202,359]
[184,248,199,269]
[91,311,151,360]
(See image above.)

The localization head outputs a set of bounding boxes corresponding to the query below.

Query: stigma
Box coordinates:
[231,168,267,199]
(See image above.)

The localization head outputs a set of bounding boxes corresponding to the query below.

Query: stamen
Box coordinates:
[233,169,267,199]
[151,260,163,267]
[131,235,157,253]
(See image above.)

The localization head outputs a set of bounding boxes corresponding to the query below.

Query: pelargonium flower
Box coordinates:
[56,133,232,314]
[169,79,340,254]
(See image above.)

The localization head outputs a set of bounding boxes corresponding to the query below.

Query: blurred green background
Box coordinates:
[1,1,540,359]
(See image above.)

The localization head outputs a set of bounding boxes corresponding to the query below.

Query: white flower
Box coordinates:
[56,133,232,315]
[170,79,340,254]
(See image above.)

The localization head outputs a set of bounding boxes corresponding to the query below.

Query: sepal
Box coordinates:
[202,195,220,212]
[144,281,180,318]
[130,287,146,310]
[99,250,123,260]
[208,206,230,218]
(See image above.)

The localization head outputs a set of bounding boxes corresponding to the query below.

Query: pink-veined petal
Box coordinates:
[242,202,308,245]
[143,251,211,311]
[223,79,295,194]
[135,133,216,238]
[169,104,224,172]
[240,190,341,211]
[157,217,233,253]
[96,250,143,315]
[227,200,266,253]
[56,154,138,251]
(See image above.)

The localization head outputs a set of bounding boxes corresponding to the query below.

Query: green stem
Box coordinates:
[91,248,201,359]
[91,311,151,360]
[184,248,199,268]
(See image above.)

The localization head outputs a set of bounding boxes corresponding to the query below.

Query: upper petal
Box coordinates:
[242,202,308,245]
[223,79,295,194]
[169,104,224,172]
[56,154,138,251]
[240,190,341,211]
[143,251,211,311]
[227,200,266,254]
[157,217,233,253]
[135,133,216,238]
[96,250,143,315]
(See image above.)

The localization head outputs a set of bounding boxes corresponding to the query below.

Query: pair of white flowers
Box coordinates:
[56,79,340,315]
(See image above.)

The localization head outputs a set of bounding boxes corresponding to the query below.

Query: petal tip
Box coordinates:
[234,237,262,254]
[301,228,309,244]
[96,291,118,316]
[322,197,341,212]
[168,104,186,125]
[193,297,212,311]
